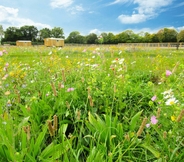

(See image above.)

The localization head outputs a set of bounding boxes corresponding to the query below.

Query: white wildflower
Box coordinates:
[165,97,178,106]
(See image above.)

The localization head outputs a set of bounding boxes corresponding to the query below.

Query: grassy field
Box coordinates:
[0,45,184,161]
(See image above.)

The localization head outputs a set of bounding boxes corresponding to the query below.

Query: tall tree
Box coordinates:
[163,28,177,42]
[117,30,136,43]
[156,29,164,42]
[3,27,20,41]
[142,32,153,43]
[66,31,81,43]
[0,25,4,44]
[177,30,184,42]
[152,33,159,43]
[86,33,97,44]
[106,33,116,44]
[51,27,64,38]
[20,25,38,41]
[39,28,51,41]
[100,32,108,44]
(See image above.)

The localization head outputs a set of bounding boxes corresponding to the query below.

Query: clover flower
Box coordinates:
[166,70,172,76]
[151,116,158,125]
[151,95,157,101]
[67,88,75,92]
[146,115,158,128]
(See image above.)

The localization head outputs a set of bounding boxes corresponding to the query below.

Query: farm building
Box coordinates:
[16,40,32,46]
[44,38,64,47]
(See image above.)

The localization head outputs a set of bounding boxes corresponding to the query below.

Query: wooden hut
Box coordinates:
[44,38,64,47]
[16,40,32,46]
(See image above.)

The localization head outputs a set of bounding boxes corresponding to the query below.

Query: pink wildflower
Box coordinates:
[3,50,8,54]
[5,63,9,67]
[67,88,75,92]
[166,70,172,76]
[151,95,157,101]
[151,116,158,125]
[0,51,3,56]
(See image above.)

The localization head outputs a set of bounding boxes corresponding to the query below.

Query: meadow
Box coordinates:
[0,45,184,162]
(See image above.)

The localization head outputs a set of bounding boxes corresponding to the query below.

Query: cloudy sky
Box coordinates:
[0,0,184,37]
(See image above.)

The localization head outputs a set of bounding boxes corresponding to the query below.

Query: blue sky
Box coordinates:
[0,0,184,37]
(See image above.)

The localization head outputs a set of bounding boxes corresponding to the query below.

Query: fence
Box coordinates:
[118,42,184,48]
[65,42,184,48]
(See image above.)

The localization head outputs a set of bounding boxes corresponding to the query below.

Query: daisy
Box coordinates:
[165,98,178,106]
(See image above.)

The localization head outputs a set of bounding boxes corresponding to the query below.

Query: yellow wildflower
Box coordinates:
[171,115,176,121]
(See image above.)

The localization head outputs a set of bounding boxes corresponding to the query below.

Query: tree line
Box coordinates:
[0,25,184,45]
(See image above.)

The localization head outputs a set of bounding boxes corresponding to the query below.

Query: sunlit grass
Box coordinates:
[0,45,184,161]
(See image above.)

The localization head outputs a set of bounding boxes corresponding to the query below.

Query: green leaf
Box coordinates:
[88,112,102,131]
[39,137,74,160]
[129,110,143,131]
[33,124,47,157]
[141,143,160,158]
[18,116,30,133]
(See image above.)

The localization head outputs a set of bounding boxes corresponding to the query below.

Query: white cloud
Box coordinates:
[117,0,173,24]
[132,27,160,34]
[89,29,101,35]
[67,5,85,14]
[108,0,131,5]
[89,29,120,36]
[0,5,51,29]
[50,0,74,8]
[0,5,18,22]
[177,26,184,31]
[118,13,149,24]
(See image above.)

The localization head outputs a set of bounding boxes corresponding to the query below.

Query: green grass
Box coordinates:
[0,45,184,161]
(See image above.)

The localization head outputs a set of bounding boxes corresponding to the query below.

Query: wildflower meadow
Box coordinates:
[0,45,184,161]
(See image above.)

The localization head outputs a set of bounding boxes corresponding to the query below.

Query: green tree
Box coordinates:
[156,28,177,42]
[66,31,81,43]
[3,27,20,42]
[117,30,136,43]
[100,32,108,44]
[51,27,64,38]
[0,25,4,44]
[163,28,177,42]
[86,33,97,44]
[156,29,164,42]
[20,25,38,41]
[177,30,184,42]
[39,28,51,41]
[152,33,159,43]
[106,33,116,44]
[142,32,154,43]
[77,35,86,44]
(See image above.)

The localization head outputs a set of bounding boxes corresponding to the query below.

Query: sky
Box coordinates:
[0,0,184,37]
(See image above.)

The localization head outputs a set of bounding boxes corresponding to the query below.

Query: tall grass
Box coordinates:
[0,45,184,161]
